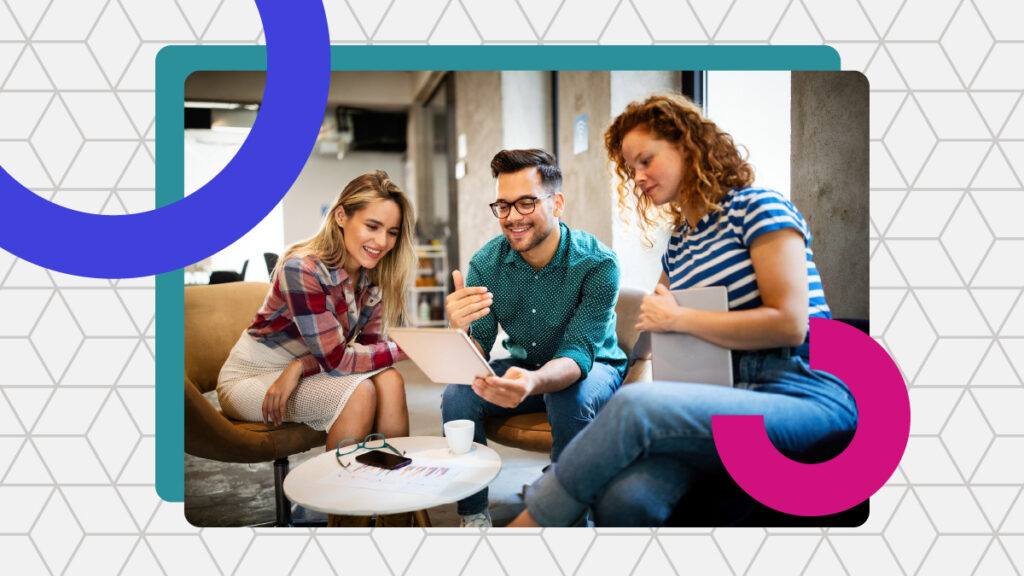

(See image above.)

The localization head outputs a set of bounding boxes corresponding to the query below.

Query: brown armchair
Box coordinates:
[184,281,325,526]
[482,286,652,453]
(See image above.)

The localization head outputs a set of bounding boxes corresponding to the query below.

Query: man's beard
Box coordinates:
[506,222,552,254]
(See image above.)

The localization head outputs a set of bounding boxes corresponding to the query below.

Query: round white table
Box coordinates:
[283,436,501,526]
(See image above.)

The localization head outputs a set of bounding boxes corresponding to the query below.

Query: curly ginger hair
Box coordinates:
[604,94,754,246]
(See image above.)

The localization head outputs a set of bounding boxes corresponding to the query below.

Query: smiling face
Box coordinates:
[335,198,402,279]
[620,126,688,207]
[495,166,564,255]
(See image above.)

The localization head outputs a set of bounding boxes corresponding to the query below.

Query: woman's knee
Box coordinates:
[616,381,663,401]
[372,367,405,392]
[326,381,377,445]
[348,380,378,411]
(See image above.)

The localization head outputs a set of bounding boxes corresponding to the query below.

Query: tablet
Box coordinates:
[389,328,495,385]
[650,286,734,386]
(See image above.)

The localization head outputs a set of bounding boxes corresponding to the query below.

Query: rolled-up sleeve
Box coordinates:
[553,257,620,378]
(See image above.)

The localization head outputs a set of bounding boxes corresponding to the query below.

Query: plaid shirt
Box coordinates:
[248,253,406,378]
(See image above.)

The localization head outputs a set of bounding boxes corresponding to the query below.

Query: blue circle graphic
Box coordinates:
[0,0,330,278]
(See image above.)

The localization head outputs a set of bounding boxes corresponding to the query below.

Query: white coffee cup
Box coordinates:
[444,419,474,455]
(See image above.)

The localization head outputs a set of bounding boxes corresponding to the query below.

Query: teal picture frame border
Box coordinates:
[156,45,841,502]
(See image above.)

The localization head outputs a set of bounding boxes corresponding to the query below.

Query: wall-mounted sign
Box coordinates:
[573,114,588,155]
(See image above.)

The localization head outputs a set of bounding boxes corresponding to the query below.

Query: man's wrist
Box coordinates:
[447,320,470,335]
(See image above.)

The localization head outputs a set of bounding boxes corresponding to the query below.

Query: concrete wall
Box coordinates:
[405,105,423,223]
[407,104,439,239]
[557,71,613,247]
[791,71,870,320]
[453,71,503,275]
[411,71,444,102]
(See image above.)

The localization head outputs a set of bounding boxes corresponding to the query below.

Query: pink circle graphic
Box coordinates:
[712,317,911,516]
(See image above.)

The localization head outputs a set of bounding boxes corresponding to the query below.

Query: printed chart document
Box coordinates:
[317,457,466,496]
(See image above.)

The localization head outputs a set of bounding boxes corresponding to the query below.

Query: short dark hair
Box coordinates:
[490,149,562,193]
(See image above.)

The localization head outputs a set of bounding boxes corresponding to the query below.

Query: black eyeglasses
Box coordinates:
[489,193,555,219]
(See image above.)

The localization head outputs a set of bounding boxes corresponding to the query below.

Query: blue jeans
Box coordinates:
[524,350,858,526]
[441,357,622,515]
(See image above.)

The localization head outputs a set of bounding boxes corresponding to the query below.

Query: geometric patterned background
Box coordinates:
[2,0,1023,573]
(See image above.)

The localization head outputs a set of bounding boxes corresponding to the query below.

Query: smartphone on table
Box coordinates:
[355,449,412,470]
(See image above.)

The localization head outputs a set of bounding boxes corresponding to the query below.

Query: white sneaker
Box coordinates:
[459,510,492,528]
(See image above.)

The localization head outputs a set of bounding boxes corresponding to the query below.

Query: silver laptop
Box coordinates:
[647,286,734,386]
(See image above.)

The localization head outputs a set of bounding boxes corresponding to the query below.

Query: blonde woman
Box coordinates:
[217,170,416,450]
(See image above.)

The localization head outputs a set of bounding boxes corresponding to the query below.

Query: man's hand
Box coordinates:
[446,269,493,333]
[636,284,684,333]
[471,365,537,409]
[262,360,302,426]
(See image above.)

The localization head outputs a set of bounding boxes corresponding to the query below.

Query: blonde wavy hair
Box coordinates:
[280,170,415,330]
[604,94,755,246]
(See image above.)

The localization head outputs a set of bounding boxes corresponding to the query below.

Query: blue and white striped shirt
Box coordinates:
[661,187,831,320]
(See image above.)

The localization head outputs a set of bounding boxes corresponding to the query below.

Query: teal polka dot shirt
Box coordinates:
[466,222,627,378]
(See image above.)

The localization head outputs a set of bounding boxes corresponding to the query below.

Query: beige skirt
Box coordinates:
[216,331,387,431]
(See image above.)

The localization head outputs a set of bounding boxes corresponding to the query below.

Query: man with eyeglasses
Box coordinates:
[441,149,626,527]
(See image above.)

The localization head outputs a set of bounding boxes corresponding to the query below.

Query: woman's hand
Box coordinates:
[262,360,302,426]
[633,229,809,350]
[636,284,687,333]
